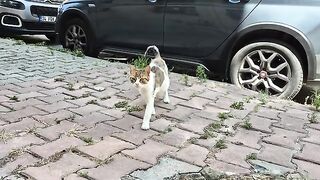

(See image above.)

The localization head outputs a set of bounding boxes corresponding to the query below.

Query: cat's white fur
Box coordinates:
[133,45,170,130]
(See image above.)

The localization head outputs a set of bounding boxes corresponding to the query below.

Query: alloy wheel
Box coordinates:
[238,49,291,95]
[65,25,87,51]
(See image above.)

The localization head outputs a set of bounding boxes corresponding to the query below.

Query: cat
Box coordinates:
[130,45,170,130]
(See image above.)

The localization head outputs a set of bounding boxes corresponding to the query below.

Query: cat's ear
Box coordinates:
[130,65,136,74]
[145,65,151,75]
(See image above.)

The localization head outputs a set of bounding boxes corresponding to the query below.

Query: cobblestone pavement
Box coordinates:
[0,38,319,180]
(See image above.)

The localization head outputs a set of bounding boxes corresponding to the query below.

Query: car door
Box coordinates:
[164,0,261,58]
[95,0,166,51]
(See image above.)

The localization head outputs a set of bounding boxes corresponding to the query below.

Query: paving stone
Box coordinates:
[0,95,10,102]
[2,98,47,111]
[293,159,320,180]
[0,89,18,96]
[74,112,115,128]
[0,117,45,134]
[195,134,225,149]
[194,105,228,121]
[173,144,209,166]
[171,89,202,100]
[150,118,175,132]
[258,143,295,168]
[227,129,265,150]
[308,122,320,131]
[209,96,235,110]
[285,108,310,120]
[112,128,158,145]
[123,139,178,165]
[165,105,198,121]
[215,143,258,168]
[107,115,142,131]
[69,104,104,116]
[1,107,47,123]
[63,88,96,98]
[275,114,307,133]
[155,97,185,110]
[91,88,119,99]
[78,123,123,142]
[0,134,45,159]
[248,115,276,134]
[294,142,320,165]
[117,88,140,100]
[36,101,78,113]
[178,97,211,110]
[30,135,85,159]
[153,128,199,147]
[302,128,320,145]
[253,106,281,120]
[39,87,68,96]
[36,121,80,141]
[197,89,220,101]
[250,160,294,175]
[13,86,46,94]
[33,110,75,125]
[131,157,201,180]
[16,92,46,100]
[100,108,126,119]
[23,153,95,180]
[65,96,98,107]
[0,153,39,176]
[263,127,305,149]
[178,115,212,134]
[264,100,287,111]
[98,96,127,108]
[77,136,135,160]
[86,154,150,180]
[0,105,11,113]
[64,174,87,180]
[206,159,251,175]
[129,106,169,121]
[36,94,70,104]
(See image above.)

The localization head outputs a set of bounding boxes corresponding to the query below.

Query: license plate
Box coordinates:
[40,16,56,23]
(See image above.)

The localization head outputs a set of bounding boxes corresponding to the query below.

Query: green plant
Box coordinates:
[0,129,14,143]
[209,122,223,130]
[259,91,269,105]
[246,153,257,160]
[215,139,227,149]
[86,100,98,105]
[230,101,244,110]
[196,65,208,83]
[66,83,75,91]
[241,119,252,130]
[13,40,25,45]
[218,112,233,120]
[180,74,190,86]
[101,96,111,100]
[132,56,150,69]
[72,48,85,57]
[35,42,46,46]
[309,112,319,124]
[81,137,94,145]
[200,130,216,139]
[114,101,129,108]
[126,105,143,113]
[78,171,89,178]
[9,96,19,102]
[312,89,320,111]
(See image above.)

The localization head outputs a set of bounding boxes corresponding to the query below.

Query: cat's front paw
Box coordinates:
[141,124,150,130]
[163,98,170,104]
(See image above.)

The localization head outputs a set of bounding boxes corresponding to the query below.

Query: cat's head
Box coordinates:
[130,65,151,88]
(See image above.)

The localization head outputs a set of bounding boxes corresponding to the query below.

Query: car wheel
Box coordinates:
[230,41,303,99]
[61,18,99,57]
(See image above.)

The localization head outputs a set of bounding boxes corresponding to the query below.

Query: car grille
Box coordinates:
[30,6,58,17]
[23,22,55,30]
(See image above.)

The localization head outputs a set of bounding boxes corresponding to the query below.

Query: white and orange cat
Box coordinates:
[130,46,170,130]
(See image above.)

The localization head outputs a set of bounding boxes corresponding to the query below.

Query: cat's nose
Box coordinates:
[134,83,139,87]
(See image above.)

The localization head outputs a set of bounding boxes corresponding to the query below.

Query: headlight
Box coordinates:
[0,0,25,9]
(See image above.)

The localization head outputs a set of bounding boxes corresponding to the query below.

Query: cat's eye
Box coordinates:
[140,78,148,84]
[130,77,136,83]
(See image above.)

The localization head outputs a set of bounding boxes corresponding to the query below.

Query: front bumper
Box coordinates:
[0,2,59,35]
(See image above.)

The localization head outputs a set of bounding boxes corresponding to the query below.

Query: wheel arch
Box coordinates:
[227,23,316,82]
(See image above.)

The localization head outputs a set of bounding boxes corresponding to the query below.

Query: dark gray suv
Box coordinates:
[56,0,320,99]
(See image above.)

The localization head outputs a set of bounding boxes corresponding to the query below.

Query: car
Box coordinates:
[55,0,320,99]
[0,0,61,41]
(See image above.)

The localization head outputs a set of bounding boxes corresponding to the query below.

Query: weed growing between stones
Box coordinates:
[241,118,252,130]
[9,96,19,102]
[246,153,257,160]
[114,101,129,108]
[311,89,320,111]
[66,83,75,91]
[86,100,98,105]
[196,65,208,83]
[0,129,14,143]
[114,101,143,113]
[180,74,190,86]
[132,56,150,69]
[230,101,244,110]
[309,112,319,124]
[214,139,227,149]
[258,91,269,105]
[80,136,94,145]
[218,112,233,120]
[126,105,143,113]
[78,171,89,178]
[12,39,25,45]
[54,77,65,82]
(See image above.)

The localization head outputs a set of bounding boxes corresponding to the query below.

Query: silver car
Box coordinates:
[0,0,61,41]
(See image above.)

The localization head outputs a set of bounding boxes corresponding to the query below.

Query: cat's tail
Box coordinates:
[144,45,161,59]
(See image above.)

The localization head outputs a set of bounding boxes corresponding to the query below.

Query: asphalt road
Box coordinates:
[4,35,319,104]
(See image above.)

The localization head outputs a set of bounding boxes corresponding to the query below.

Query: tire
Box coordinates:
[230,41,303,99]
[60,18,100,57]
